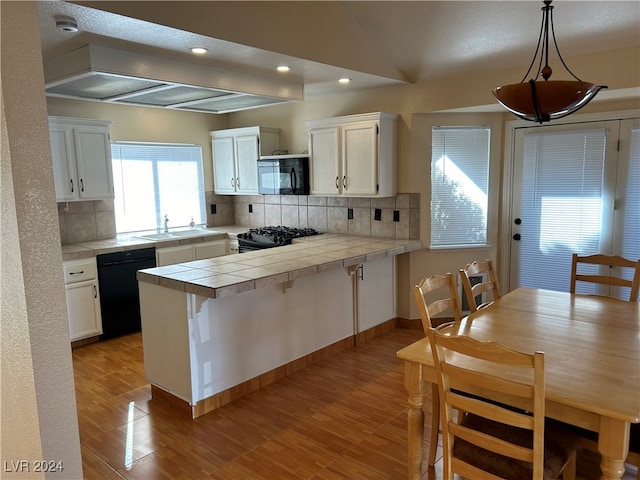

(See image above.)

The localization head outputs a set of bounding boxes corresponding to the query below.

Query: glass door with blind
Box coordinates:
[509,118,639,300]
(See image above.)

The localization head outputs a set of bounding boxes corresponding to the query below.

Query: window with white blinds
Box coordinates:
[111,142,205,234]
[621,126,640,265]
[430,126,490,247]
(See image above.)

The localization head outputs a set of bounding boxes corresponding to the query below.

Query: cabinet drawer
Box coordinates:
[63,258,97,284]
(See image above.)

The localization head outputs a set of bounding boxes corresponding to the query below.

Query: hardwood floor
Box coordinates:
[73,328,637,479]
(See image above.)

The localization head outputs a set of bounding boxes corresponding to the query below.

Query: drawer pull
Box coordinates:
[69,270,84,275]
[93,285,98,299]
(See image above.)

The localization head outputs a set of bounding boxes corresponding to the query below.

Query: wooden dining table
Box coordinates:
[397,287,640,480]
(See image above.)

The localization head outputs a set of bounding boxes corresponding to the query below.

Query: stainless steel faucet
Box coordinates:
[163,214,169,233]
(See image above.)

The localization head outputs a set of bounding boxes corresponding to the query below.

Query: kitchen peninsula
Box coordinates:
[136,233,422,418]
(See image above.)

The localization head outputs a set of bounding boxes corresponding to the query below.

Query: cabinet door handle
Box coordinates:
[335,176,339,189]
[343,175,346,189]
[70,179,74,193]
[231,178,235,187]
[93,285,98,299]
[80,178,84,192]
[69,270,84,275]
[358,264,364,281]
[236,177,240,188]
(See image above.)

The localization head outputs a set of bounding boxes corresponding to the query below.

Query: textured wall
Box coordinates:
[1,2,82,478]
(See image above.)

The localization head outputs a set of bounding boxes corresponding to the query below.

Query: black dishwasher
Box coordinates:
[97,247,156,339]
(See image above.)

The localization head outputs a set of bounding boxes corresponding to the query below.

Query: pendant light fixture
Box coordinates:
[492,0,606,123]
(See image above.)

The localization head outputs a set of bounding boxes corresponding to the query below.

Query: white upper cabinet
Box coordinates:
[306,112,398,197]
[49,116,114,202]
[210,126,280,195]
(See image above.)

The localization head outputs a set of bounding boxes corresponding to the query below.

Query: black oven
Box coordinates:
[257,155,309,195]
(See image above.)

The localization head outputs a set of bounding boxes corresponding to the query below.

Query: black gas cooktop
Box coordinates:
[237,226,319,252]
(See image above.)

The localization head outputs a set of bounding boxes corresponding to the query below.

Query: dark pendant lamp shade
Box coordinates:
[493,0,606,123]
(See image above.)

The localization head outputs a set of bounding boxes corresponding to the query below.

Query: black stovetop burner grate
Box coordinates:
[237,226,319,252]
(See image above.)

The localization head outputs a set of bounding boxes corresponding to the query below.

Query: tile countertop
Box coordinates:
[136,233,423,299]
[61,225,247,261]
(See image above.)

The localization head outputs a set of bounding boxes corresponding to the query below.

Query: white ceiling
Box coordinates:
[38,1,640,104]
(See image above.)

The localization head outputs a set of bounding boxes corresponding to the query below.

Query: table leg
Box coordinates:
[598,417,630,480]
[405,361,427,480]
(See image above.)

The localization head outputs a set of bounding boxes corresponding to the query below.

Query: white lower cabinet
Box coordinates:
[63,258,102,341]
[156,245,193,266]
[156,240,228,267]
[356,255,396,332]
[194,240,227,260]
[227,238,239,255]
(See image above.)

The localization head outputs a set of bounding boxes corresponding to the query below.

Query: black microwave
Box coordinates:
[257,155,310,195]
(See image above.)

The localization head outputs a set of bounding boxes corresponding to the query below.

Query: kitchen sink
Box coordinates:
[135,229,221,240]
[170,229,219,238]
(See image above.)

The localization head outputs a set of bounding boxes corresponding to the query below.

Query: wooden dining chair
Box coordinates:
[570,253,640,302]
[413,273,463,334]
[426,327,578,480]
[412,273,463,466]
[459,259,501,313]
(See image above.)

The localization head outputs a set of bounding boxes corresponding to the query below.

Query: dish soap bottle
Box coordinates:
[189,216,196,228]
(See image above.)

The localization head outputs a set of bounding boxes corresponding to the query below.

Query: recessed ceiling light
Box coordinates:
[276,65,290,72]
[338,78,351,84]
[190,47,208,55]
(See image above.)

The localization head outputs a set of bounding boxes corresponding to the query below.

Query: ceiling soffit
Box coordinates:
[44,45,302,114]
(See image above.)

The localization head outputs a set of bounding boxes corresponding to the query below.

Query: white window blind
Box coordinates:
[430,126,490,247]
[111,142,205,234]
[622,127,640,264]
[519,128,607,292]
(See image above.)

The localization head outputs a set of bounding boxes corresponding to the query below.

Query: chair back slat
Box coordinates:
[570,253,640,302]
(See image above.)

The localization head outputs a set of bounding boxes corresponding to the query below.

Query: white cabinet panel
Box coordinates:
[356,256,396,332]
[194,240,227,260]
[343,122,379,196]
[73,125,114,199]
[63,257,102,341]
[235,134,261,194]
[49,127,76,201]
[157,239,229,266]
[49,116,113,202]
[212,136,236,194]
[156,245,194,267]
[309,127,340,195]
